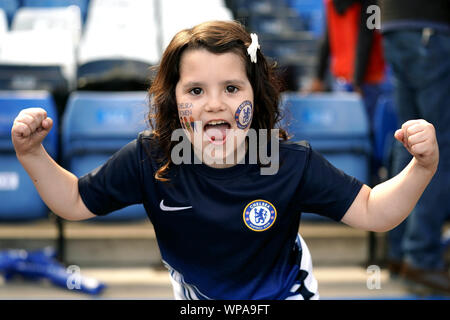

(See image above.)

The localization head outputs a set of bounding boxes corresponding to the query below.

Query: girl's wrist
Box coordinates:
[16,144,47,162]
[411,157,438,178]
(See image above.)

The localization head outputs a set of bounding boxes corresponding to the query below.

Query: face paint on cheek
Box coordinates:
[184,117,191,131]
[235,100,253,129]
[178,103,194,132]
[189,116,196,132]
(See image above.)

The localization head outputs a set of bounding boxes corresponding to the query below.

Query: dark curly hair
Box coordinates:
[148,20,288,181]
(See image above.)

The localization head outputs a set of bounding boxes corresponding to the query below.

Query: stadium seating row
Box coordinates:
[235,0,324,37]
[0,0,326,99]
[0,0,233,101]
[0,91,58,220]
[228,0,324,91]
[0,90,377,223]
[282,92,372,221]
[0,90,149,222]
[0,0,88,25]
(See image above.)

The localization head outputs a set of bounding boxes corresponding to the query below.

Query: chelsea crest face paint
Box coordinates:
[235,100,253,130]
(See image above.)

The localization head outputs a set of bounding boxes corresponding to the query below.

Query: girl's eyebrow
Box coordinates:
[182,81,204,89]
[181,79,247,90]
[221,79,247,86]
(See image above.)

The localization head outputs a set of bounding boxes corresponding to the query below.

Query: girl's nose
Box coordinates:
[204,94,226,113]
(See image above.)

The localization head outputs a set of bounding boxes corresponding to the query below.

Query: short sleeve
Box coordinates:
[297,148,364,221]
[78,139,144,216]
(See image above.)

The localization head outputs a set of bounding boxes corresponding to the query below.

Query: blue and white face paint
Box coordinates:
[235,100,253,130]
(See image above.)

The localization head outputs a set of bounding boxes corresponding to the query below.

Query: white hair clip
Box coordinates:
[247,33,260,63]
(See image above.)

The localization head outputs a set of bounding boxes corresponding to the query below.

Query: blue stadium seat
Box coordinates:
[259,33,318,62]
[286,0,325,37]
[0,0,19,25]
[0,90,58,221]
[281,92,371,221]
[22,0,89,22]
[62,91,149,221]
[373,94,398,168]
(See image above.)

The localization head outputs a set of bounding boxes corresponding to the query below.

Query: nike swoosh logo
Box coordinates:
[159,200,193,212]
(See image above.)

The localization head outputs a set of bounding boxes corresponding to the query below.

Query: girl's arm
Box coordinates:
[341,119,439,232]
[11,108,96,221]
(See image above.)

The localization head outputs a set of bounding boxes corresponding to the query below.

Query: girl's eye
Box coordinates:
[190,87,203,96]
[226,85,238,93]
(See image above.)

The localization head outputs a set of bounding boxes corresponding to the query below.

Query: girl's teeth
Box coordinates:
[209,121,226,126]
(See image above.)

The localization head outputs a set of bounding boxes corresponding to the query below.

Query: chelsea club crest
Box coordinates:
[243,200,277,232]
[235,100,253,129]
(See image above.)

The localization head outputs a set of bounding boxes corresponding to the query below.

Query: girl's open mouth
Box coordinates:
[204,120,231,145]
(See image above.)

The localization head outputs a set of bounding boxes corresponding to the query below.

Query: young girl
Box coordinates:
[11,21,438,300]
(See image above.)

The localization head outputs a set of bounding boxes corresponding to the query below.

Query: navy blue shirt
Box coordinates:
[78,131,363,299]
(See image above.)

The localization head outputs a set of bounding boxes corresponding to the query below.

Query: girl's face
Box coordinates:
[175,48,254,167]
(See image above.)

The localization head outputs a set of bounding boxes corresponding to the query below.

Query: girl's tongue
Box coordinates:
[204,123,230,143]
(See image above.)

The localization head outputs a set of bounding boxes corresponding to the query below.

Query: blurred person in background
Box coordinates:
[307,0,386,184]
[380,0,450,294]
